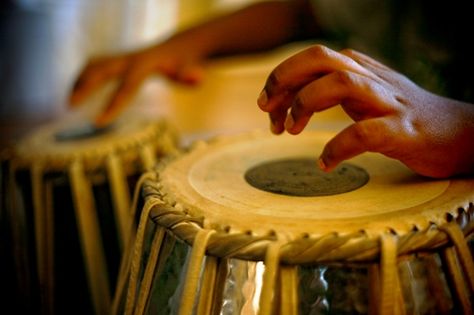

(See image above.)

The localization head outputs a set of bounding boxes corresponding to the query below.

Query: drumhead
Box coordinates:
[156,130,474,236]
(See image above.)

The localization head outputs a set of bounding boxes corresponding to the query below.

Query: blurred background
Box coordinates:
[0,0,283,149]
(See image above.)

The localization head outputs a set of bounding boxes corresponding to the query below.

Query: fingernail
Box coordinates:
[257,89,268,108]
[284,114,294,131]
[318,157,327,171]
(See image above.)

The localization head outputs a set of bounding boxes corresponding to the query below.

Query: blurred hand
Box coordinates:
[69,37,207,127]
[257,45,474,178]
[68,0,314,127]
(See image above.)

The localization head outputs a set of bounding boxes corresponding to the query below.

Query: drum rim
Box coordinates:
[145,178,473,264]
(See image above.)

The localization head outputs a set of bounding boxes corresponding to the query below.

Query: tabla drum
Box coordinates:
[5,112,178,315]
[119,130,474,315]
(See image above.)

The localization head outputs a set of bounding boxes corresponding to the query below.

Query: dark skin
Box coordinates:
[70,0,474,178]
[258,45,474,178]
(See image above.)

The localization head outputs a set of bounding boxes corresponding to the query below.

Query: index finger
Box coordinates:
[69,56,127,107]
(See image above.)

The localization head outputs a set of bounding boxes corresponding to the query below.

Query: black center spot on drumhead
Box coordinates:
[244,158,369,196]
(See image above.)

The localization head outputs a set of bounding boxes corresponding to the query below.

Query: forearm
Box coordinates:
[165,0,319,59]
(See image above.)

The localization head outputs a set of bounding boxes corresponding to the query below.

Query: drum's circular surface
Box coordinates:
[13,112,176,170]
[156,130,474,236]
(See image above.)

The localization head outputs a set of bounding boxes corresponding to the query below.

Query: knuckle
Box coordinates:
[333,70,356,86]
[293,91,310,114]
[351,123,374,149]
[339,48,356,57]
[306,44,331,59]
[353,121,391,151]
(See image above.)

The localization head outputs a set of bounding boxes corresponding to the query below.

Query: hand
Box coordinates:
[69,36,207,127]
[69,0,313,127]
[257,45,474,178]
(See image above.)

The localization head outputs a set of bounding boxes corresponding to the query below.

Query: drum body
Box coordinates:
[6,113,178,315]
[121,131,474,315]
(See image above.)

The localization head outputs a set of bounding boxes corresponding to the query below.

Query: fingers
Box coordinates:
[72,48,206,127]
[283,94,311,135]
[319,118,394,172]
[269,108,287,134]
[94,58,206,126]
[285,70,394,134]
[69,56,127,107]
[94,66,148,127]
[257,45,378,112]
[264,87,300,134]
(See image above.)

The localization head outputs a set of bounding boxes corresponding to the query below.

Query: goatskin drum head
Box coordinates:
[157,130,474,236]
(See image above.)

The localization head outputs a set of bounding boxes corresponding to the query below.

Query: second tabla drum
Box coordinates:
[6,112,179,315]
